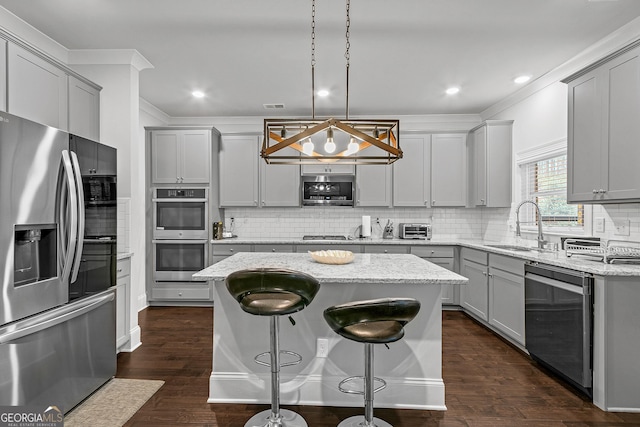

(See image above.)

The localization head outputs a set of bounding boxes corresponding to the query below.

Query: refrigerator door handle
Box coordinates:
[0,291,115,344]
[69,151,85,283]
[60,150,79,286]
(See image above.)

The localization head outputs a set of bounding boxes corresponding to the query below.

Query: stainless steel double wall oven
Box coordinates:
[152,188,209,283]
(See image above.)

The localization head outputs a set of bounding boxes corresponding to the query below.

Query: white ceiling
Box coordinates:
[1,0,640,118]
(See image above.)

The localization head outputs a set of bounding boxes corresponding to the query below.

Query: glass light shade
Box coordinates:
[302,138,314,156]
[324,128,336,153]
[346,137,359,155]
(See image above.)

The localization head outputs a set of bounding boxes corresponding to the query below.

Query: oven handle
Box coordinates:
[152,198,208,203]
[152,239,209,244]
[525,272,584,295]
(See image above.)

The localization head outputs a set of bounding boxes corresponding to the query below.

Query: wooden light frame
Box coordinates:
[262,118,401,165]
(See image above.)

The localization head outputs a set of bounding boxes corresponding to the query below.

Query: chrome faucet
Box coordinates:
[515,200,547,249]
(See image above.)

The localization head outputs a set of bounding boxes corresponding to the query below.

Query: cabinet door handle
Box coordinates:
[117,268,123,273]
[592,189,598,194]
[272,249,276,252]
[229,249,234,253]
[432,200,436,205]
[482,271,487,276]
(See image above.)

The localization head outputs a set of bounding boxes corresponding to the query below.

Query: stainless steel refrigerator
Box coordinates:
[0,112,117,412]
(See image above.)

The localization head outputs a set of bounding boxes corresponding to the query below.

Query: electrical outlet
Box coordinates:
[614,219,630,236]
[316,338,329,358]
[595,217,605,233]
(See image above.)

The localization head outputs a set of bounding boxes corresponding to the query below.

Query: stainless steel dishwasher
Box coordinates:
[524,261,594,397]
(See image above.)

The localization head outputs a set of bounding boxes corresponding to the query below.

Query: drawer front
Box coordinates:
[410,246,454,258]
[489,253,524,276]
[211,244,253,256]
[363,245,408,254]
[253,244,295,253]
[151,286,211,300]
[461,247,488,265]
[295,244,362,253]
[116,259,131,278]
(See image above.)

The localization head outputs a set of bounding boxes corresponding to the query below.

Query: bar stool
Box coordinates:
[226,268,321,427]
[323,298,421,427]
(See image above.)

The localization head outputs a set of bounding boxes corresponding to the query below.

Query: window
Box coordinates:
[520,153,584,231]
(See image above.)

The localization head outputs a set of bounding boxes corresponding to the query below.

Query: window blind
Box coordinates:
[520,154,583,228]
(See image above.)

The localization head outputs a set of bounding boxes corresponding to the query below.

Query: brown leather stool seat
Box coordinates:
[226,268,320,427]
[323,298,420,427]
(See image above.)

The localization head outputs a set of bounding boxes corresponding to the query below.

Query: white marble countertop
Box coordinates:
[194,252,469,285]
[208,237,640,276]
[117,252,133,260]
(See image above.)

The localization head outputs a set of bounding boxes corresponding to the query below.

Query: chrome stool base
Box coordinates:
[244,408,308,427]
[337,415,392,427]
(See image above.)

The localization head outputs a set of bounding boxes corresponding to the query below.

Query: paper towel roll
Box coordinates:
[361,215,371,237]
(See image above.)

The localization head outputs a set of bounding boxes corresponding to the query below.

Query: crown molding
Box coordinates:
[68,49,154,71]
[481,16,640,120]
[140,98,171,124]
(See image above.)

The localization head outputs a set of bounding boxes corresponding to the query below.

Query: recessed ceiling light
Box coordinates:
[514,75,531,84]
[192,90,205,98]
[317,89,329,97]
[445,87,460,95]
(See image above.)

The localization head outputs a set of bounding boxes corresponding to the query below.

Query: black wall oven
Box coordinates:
[525,261,594,397]
[153,188,208,239]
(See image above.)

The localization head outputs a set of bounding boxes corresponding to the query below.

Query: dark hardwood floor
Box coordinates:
[117,307,640,426]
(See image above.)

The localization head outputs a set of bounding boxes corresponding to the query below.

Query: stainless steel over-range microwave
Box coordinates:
[301,174,354,206]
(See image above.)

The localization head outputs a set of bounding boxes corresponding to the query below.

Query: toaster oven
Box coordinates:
[399,223,432,240]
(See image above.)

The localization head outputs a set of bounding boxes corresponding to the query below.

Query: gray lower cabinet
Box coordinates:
[411,246,457,304]
[487,254,525,345]
[211,243,253,264]
[116,257,131,352]
[460,248,489,320]
[363,245,407,254]
[296,244,363,253]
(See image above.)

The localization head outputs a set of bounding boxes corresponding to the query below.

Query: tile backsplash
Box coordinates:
[224,203,640,244]
[117,198,131,253]
[224,207,507,240]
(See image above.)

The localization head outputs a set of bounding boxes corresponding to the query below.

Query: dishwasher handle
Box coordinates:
[525,272,586,295]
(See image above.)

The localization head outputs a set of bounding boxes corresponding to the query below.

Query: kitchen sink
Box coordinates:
[486,244,537,252]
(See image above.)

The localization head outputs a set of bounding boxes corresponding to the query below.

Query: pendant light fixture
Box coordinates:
[261,0,402,165]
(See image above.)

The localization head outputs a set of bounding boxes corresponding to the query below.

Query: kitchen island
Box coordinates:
[194,252,468,410]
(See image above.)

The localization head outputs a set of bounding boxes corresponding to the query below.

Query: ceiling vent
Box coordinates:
[263,103,285,109]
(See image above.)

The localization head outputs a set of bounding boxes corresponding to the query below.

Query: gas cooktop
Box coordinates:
[302,235,348,241]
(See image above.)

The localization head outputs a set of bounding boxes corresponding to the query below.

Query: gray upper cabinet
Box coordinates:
[0,39,6,112]
[467,121,512,207]
[431,133,466,207]
[260,145,300,207]
[356,164,392,207]
[151,129,211,185]
[219,135,259,206]
[565,42,640,203]
[68,75,100,141]
[393,134,430,207]
[7,43,68,130]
